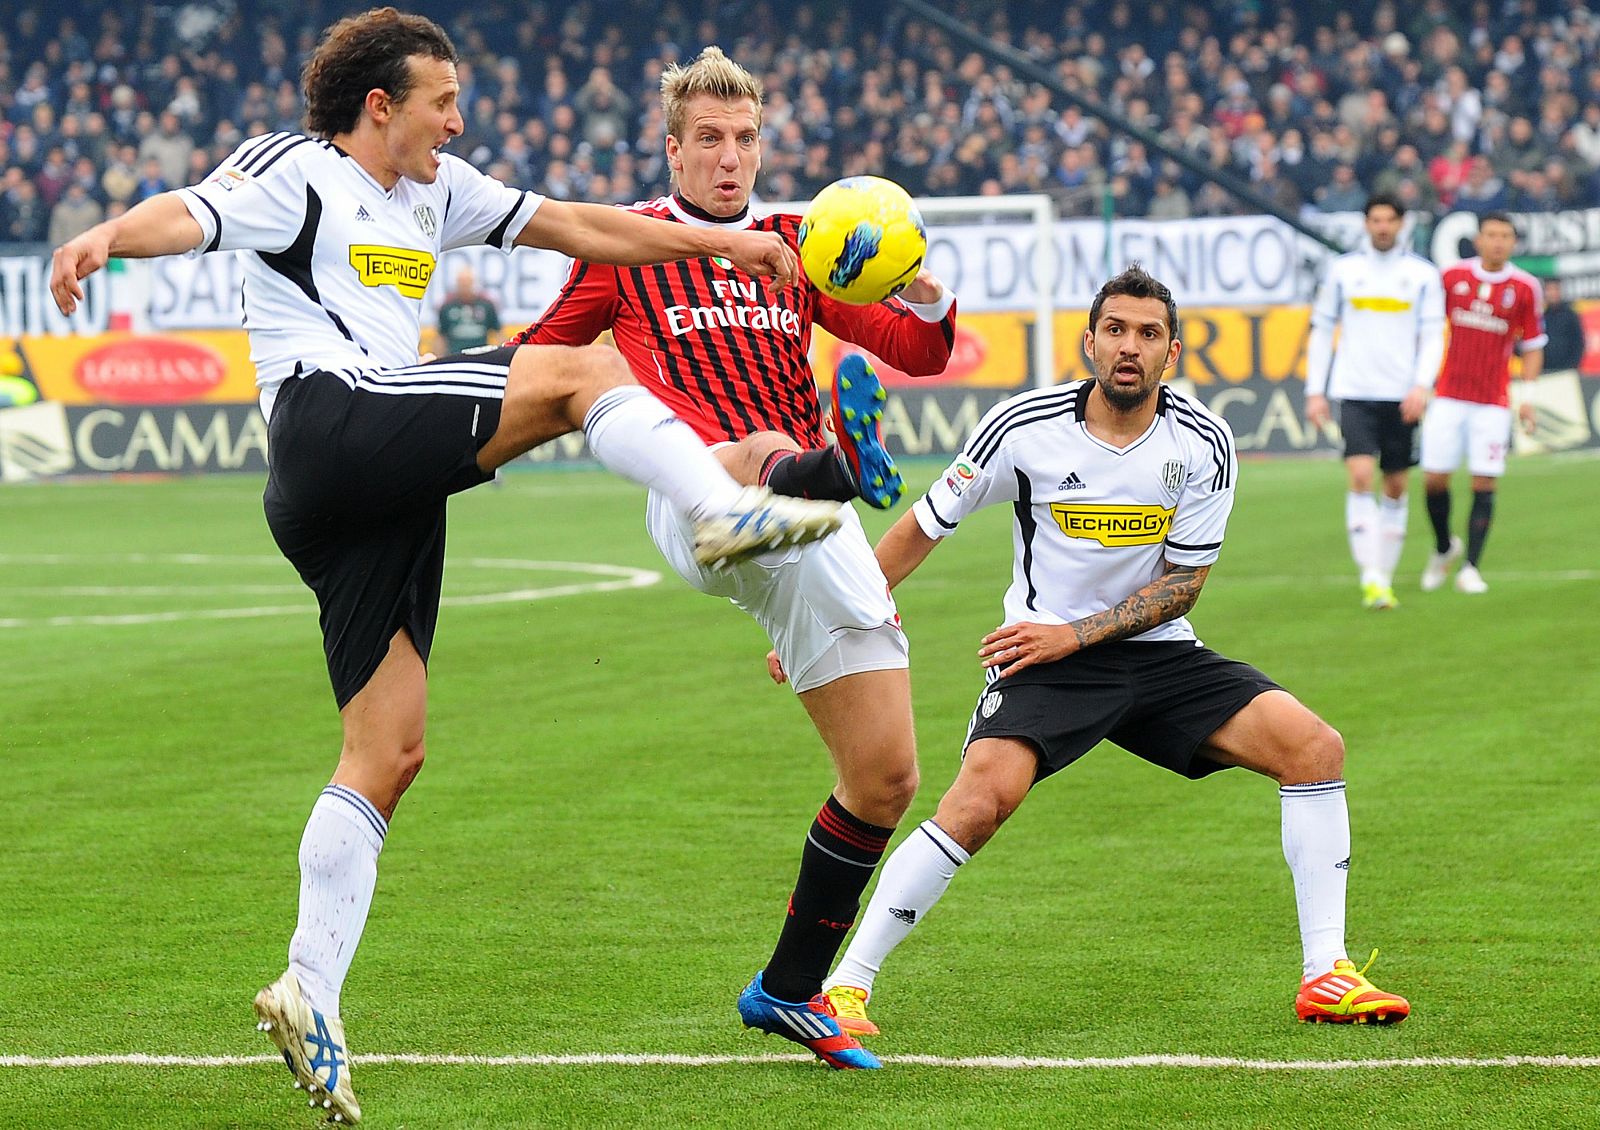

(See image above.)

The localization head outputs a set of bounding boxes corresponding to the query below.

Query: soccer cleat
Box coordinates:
[829,355,904,509]
[1454,564,1489,594]
[692,486,843,569]
[1361,582,1398,610]
[737,972,882,1069]
[253,971,361,1124]
[1421,536,1463,592]
[821,984,880,1037]
[1295,950,1410,1025]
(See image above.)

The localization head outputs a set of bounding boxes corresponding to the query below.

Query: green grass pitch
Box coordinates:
[2,454,1597,1128]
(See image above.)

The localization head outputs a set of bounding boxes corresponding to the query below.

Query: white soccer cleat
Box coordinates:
[1454,563,1489,594]
[692,486,842,568]
[1421,536,1463,592]
[253,971,361,1125]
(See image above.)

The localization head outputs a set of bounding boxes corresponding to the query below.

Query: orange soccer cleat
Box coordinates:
[1295,950,1410,1025]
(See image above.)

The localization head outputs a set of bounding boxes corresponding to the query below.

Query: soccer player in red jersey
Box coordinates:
[511,47,958,1069]
[1419,213,1545,594]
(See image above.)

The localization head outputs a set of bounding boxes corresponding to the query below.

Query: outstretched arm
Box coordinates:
[876,509,942,589]
[514,198,796,284]
[50,192,204,314]
[979,560,1211,677]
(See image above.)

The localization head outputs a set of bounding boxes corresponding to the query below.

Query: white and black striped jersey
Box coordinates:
[911,379,1237,644]
[177,133,542,417]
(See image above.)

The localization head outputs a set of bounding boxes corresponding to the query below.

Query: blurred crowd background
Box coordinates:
[3,0,1599,248]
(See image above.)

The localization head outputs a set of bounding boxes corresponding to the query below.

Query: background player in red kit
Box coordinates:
[512,46,957,1069]
[1419,212,1545,594]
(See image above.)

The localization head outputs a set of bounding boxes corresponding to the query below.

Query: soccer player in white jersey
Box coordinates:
[1306,193,1446,610]
[805,266,1410,1036]
[48,9,843,1123]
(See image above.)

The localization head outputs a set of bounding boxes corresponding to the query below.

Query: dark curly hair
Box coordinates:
[302,8,457,138]
[1088,263,1179,340]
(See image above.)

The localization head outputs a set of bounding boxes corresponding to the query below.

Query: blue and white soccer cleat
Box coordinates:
[830,354,904,509]
[254,971,362,1124]
[737,971,882,1070]
[692,486,843,568]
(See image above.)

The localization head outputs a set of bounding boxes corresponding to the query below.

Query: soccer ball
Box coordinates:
[798,176,927,305]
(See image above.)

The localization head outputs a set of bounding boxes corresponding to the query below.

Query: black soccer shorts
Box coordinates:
[963,639,1282,781]
[1337,398,1417,472]
[263,350,513,707]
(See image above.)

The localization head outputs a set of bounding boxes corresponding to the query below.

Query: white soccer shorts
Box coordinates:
[1420,396,1513,477]
[645,491,907,692]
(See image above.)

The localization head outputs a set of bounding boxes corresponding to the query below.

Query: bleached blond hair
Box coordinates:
[660,46,764,139]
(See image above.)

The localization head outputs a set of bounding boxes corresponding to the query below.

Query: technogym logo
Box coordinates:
[349,245,436,299]
[1049,503,1176,547]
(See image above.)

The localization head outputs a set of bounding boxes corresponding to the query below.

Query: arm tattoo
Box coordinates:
[1068,562,1210,650]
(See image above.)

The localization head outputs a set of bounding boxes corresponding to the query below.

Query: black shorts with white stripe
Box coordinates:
[963,640,1281,782]
[263,347,513,707]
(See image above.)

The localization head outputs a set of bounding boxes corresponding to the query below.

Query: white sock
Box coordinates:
[1280,781,1350,979]
[1345,492,1380,585]
[582,386,740,519]
[287,784,387,1017]
[824,820,970,996]
[1376,495,1408,587]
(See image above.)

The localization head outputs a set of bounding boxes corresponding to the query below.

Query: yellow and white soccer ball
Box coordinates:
[798,176,926,305]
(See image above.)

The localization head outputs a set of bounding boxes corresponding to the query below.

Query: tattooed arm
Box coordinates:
[976,560,1211,677]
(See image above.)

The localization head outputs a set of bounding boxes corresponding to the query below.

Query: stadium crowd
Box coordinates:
[3,0,1599,247]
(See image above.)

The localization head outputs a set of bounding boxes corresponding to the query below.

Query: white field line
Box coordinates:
[0,555,661,629]
[3,1052,1598,1070]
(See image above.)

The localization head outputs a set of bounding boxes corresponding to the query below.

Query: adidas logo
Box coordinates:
[1057,471,1087,491]
[1335,857,1350,871]
[888,907,917,924]
[354,206,373,222]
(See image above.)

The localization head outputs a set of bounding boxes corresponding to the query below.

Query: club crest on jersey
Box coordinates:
[413,204,438,240]
[1161,460,1184,492]
[980,691,1003,718]
[1501,287,1516,308]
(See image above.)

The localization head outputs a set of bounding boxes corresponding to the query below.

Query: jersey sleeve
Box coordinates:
[1411,265,1447,389]
[911,398,1021,539]
[1305,261,1341,398]
[437,155,544,253]
[1517,278,1548,352]
[1164,413,1238,567]
[177,134,319,255]
[505,257,621,346]
[814,288,957,376]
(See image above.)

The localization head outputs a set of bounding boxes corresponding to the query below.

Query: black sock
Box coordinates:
[760,448,858,502]
[1467,489,1495,566]
[761,796,893,1003]
[1425,489,1452,554]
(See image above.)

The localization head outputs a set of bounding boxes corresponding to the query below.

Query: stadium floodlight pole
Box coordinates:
[891,0,1345,253]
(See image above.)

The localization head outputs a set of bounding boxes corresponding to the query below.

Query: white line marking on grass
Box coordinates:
[0,554,660,629]
[4,1052,1598,1070]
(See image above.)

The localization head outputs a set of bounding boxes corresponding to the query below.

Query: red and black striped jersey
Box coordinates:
[1437,258,1547,407]
[509,194,957,447]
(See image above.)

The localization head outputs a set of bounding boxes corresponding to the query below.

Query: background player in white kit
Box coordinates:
[808,266,1410,1035]
[1305,193,1446,610]
[48,9,840,1123]
[1419,212,1545,595]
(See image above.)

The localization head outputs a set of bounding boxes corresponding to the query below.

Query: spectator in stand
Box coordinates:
[1455,156,1510,214]
[47,179,102,246]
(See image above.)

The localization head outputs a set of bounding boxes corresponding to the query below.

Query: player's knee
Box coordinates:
[873,759,919,821]
[1279,721,1344,784]
[573,343,635,393]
